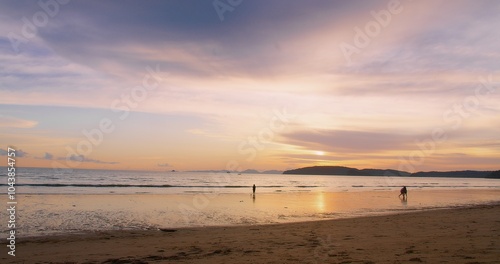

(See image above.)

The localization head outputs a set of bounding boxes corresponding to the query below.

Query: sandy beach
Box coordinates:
[3,203,499,264]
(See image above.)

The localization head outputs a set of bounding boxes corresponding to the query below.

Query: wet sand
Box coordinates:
[3,203,499,263]
[6,189,500,237]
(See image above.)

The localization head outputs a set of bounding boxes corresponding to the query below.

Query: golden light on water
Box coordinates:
[316,192,326,212]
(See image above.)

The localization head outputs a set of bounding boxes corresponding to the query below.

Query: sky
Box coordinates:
[0,0,499,172]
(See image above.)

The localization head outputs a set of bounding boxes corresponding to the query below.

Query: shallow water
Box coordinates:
[1,167,499,194]
[4,189,499,237]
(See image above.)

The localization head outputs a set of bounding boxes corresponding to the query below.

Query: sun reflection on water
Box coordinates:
[316,192,325,212]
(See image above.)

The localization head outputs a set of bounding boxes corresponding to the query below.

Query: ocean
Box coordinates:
[1,167,499,237]
[1,167,499,194]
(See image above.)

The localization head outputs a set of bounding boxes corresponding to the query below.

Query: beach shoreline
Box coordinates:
[3,189,500,238]
[2,202,499,263]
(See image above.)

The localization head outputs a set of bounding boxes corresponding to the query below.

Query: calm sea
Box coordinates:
[1,167,499,194]
[2,167,500,237]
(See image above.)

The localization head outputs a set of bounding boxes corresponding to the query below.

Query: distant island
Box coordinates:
[186,169,283,174]
[240,169,284,174]
[283,166,500,179]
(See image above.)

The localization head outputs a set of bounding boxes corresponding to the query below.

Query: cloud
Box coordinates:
[280,129,414,153]
[157,163,171,167]
[43,152,53,160]
[1,0,499,114]
[33,152,54,160]
[0,148,28,157]
[30,1,345,74]
[0,115,38,128]
[0,0,393,80]
[0,0,499,172]
[16,149,27,157]
[59,154,119,165]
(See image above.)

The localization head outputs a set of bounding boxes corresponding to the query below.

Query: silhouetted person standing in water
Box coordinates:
[252,184,256,195]
[399,186,407,200]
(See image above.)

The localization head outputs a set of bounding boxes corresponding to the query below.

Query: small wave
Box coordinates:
[2,183,174,188]
[0,183,287,189]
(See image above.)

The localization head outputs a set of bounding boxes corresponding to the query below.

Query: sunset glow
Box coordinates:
[0,0,499,172]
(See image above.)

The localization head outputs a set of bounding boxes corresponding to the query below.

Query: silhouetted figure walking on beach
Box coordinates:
[253,184,256,195]
[399,186,407,200]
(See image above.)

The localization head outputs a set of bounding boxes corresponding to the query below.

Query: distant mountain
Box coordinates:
[261,170,283,174]
[187,169,283,174]
[186,170,232,173]
[283,166,498,179]
[488,170,500,179]
[241,169,260,174]
[411,170,491,178]
[241,169,283,174]
[283,166,409,176]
